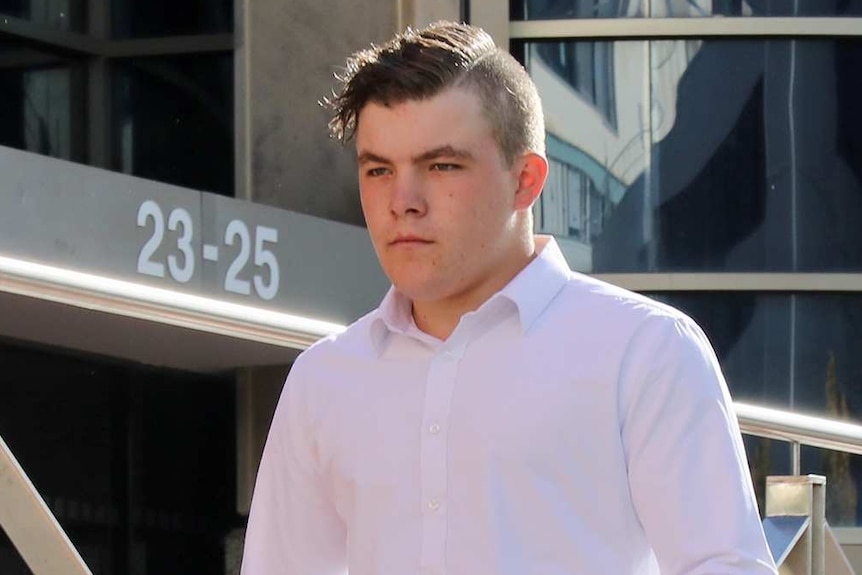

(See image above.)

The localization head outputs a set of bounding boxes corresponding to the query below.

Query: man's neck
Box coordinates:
[410,236,545,341]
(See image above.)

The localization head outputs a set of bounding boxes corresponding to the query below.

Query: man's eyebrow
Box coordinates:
[414,145,473,163]
[357,146,474,166]
[357,151,390,165]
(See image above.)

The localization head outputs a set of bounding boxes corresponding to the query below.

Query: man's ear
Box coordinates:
[513,152,548,211]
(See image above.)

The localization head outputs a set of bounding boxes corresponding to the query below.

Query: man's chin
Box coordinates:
[390,277,446,303]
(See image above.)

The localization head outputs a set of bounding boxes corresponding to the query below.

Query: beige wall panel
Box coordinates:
[236,366,291,515]
[470,0,509,48]
[399,0,461,28]
[241,0,399,225]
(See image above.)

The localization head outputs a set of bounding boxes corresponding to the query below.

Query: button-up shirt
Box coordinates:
[241,238,777,575]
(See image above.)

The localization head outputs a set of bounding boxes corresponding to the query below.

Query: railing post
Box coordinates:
[791,441,802,476]
[766,475,826,575]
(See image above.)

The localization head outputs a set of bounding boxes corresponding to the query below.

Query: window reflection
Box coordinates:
[522,39,862,272]
[652,293,862,421]
[0,42,80,161]
[512,0,862,19]
[651,291,862,525]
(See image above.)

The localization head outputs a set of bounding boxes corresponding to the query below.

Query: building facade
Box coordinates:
[1,0,861,573]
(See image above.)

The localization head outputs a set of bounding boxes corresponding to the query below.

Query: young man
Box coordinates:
[241,21,777,575]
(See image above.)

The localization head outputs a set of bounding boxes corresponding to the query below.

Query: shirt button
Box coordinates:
[428,423,441,434]
[428,498,441,511]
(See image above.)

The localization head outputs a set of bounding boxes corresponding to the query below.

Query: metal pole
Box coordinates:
[791,441,802,475]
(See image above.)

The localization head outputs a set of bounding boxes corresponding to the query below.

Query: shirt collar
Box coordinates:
[497,235,570,333]
[368,235,571,354]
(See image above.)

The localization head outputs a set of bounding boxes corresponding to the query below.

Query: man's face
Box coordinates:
[355,86,528,308]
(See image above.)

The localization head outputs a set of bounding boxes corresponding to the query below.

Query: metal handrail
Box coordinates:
[2,403,861,575]
[735,402,862,475]
[0,254,347,350]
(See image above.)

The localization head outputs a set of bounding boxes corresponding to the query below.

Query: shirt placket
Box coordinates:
[419,340,464,575]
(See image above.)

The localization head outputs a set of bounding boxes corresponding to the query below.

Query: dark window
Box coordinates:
[111,0,233,38]
[0,40,84,162]
[0,0,86,31]
[0,341,239,575]
[111,54,234,196]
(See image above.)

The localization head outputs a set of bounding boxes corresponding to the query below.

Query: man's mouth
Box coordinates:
[390,235,433,246]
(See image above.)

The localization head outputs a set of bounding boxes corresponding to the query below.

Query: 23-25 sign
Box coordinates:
[136,200,280,301]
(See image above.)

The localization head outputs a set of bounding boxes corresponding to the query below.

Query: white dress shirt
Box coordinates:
[241,237,777,575]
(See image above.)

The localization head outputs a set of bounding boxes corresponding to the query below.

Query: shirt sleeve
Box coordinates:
[618,314,777,575]
[240,358,347,575]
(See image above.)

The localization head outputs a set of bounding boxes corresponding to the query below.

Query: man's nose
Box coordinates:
[389,171,426,217]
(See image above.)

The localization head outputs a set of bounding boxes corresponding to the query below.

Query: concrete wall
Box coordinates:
[237,0,399,225]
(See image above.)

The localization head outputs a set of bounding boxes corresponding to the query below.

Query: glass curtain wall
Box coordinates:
[510,0,862,525]
[0,0,234,195]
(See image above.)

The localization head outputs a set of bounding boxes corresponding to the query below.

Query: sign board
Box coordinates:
[0,146,388,325]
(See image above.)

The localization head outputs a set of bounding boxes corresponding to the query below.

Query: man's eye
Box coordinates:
[430,163,460,172]
[366,167,390,177]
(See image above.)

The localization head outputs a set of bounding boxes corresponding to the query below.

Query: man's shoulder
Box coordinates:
[291,307,380,372]
[552,270,694,331]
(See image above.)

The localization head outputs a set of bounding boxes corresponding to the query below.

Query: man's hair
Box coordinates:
[325,21,545,164]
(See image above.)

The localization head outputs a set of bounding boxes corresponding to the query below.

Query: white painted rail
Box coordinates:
[0,434,93,575]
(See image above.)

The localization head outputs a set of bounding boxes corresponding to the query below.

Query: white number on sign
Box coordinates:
[167,208,194,283]
[253,226,279,300]
[224,219,252,295]
[137,200,280,300]
[136,201,194,283]
[137,200,166,278]
[224,220,281,299]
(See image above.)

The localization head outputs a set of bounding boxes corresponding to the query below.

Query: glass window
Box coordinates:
[0,40,83,162]
[0,340,238,575]
[518,39,862,272]
[511,0,862,19]
[512,0,642,20]
[650,293,862,422]
[655,0,862,17]
[111,0,233,38]
[111,53,234,196]
[0,0,86,31]
[651,291,862,526]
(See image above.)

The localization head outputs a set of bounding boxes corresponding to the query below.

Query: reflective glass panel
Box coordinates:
[651,293,862,421]
[111,54,234,196]
[512,0,642,19]
[0,0,86,31]
[0,40,82,161]
[111,0,233,38]
[655,0,862,17]
[511,0,862,19]
[519,39,862,272]
[651,292,862,525]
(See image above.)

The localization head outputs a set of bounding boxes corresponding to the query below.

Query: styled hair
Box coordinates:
[325,21,545,164]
